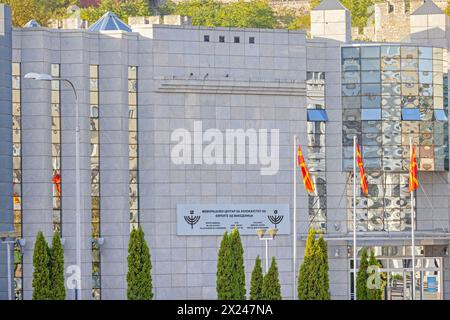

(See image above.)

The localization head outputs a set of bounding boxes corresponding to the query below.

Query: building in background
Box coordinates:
[1,0,450,300]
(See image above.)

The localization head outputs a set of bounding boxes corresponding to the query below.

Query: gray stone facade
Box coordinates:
[1,0,450,300]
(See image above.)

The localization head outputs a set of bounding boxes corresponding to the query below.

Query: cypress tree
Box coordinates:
[297,228,316,299]
[262,257,282,300]
[216,231,233,299]
[216,228,246,299]
[367,249,383,300]
[127,225,153,300]
[298,229,330,300]
[228,227,246,299]
[356,247,369,300]
[250,255,264,300]
[50,231,66,300]
[32,231,52,300]
[316,236,330,300]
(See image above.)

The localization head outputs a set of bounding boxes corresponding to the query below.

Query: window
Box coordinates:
[203,35,209,42]
[219,36,225,43]
[51,64,62,234]
[434,109,448,121]
[90,65,101,300]
[307,109,328,122]
[234,36,240,43]
[128,66,139,231]
[12,62,23,300]
[249,37,255,44]
[402,108,421,120]
[361,108,381,120]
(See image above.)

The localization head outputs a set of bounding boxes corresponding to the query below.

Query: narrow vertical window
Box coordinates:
[306,71,327,231]
[51,64,62,233]
[12,62,23,300]
[90,65,101,300]
[128,66,139,231]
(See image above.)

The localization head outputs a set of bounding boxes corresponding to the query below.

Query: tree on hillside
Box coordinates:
[80,0,152,24]
[4,0,80,27]
[217,0,276,29]
[4,0,51,27]
[50,231,66,300]
[309,0,321,9]
[342,0,374,32]
[160,0,276,29]
[127,225,153,300]
[262,257,282,300]
[32,231,52,300]
[250,255,264,300]
[356,247,369,300]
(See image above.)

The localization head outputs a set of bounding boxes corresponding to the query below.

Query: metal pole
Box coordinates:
[293,135,297,300]
[6,240,12,300]
[353,136,357,300]
[75,86,82,300]
[62,79,82,300]
[410,137,416,300]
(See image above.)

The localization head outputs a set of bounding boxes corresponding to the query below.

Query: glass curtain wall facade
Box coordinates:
[306,71,327,231]
[12,62,23,300]
[128,66,139,231]
[90,65,101,299]
[349,246,443,300]
[342,45,449,232]
[51,64,62,233]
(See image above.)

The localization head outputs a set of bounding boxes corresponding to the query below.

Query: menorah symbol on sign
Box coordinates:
[268,210,283,229]
[184,210,200,229]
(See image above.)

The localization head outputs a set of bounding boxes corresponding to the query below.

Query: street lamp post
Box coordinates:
[1,230,17,300]
[24,73,82,300]
[256,229,278,273]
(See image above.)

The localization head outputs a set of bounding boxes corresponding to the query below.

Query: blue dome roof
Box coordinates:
[88,11,132,32]
[23,20,41,28]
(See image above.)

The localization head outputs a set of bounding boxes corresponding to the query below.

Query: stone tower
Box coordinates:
[310,0,351,42]
[410,0,448,47]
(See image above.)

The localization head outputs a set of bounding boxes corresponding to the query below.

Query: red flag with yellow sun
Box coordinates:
[297,145,315,194]
[409,144,419,192]
[356,144,368,194]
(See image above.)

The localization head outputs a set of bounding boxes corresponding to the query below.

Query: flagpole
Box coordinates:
[353,136,357,300]
[293,135,297,300]
[410,137,416,300]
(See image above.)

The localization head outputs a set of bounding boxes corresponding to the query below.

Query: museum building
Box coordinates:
[0,0,450,300]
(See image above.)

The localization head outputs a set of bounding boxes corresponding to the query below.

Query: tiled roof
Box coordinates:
[312,0,348,11]
[412,0,443,15]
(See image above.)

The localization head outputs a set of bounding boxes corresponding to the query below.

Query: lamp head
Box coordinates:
[24,72,53,81]
[256,229,266,239]
[268,228,278,238]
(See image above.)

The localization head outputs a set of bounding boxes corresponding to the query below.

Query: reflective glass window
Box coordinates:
[361,109,381,121]
[434,109,448,121]
[342,47,360,59]
[402,108,421,121]
[307,109,328,122]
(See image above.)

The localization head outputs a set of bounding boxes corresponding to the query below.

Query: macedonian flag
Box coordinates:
[13,192,20,204]
[52,172,61,197]
[356,144,368,194]
[297,145,315,193]
[408,144,419,192]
